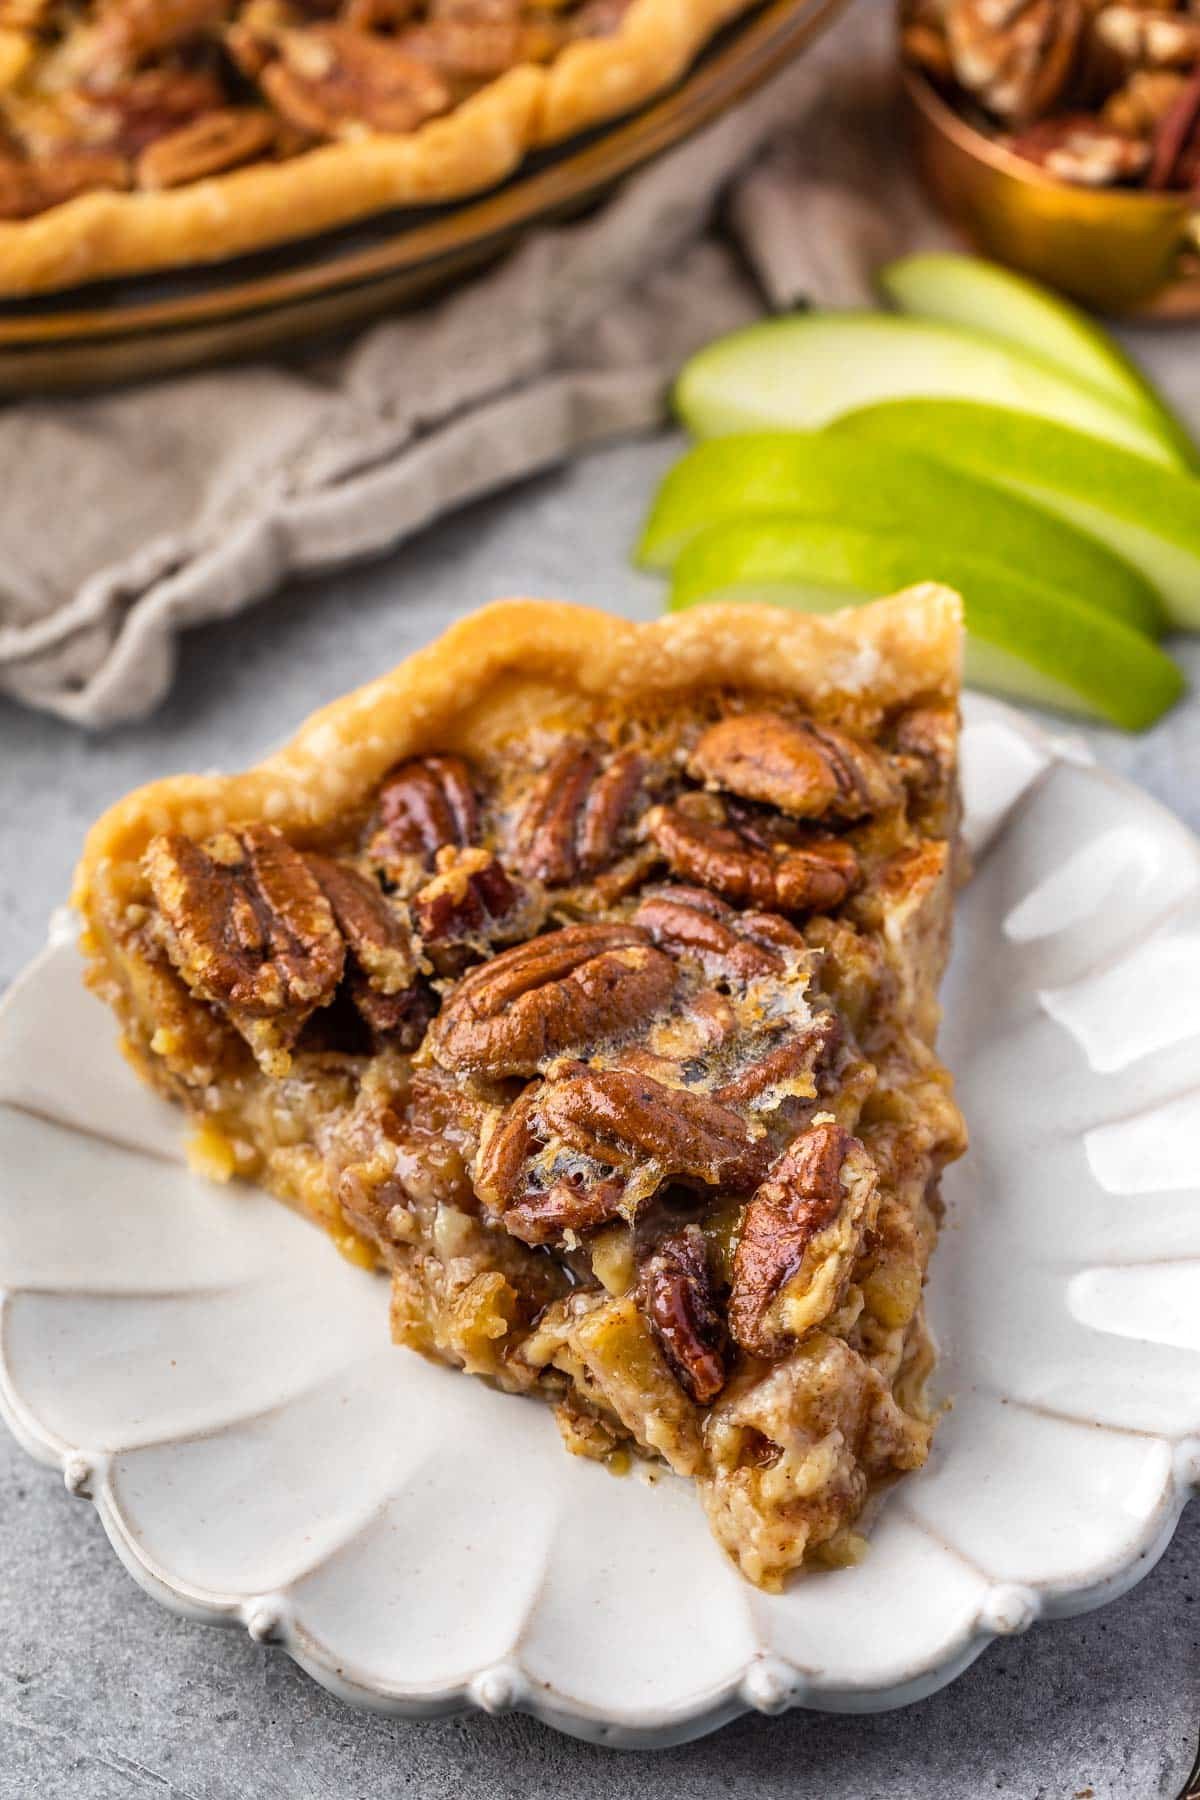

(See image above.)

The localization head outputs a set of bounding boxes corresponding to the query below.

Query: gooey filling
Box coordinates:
[86,692,967,1588]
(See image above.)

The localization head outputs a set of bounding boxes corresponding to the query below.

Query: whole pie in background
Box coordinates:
[0,0,756,293]
[75,592,968,1590]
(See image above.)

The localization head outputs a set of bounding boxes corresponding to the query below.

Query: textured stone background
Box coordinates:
[1,432,1197,1799]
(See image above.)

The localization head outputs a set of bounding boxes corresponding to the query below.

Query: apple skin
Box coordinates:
[666,515,1184,729]
[673,312,1185,469]
[831,400,1200,629]
[878,253,1197,471]
[636,431,1164,637]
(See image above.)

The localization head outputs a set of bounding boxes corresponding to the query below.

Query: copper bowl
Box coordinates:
[902,61,1200,317]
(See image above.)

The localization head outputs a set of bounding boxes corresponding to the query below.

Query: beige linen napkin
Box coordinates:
[0,0,944,727]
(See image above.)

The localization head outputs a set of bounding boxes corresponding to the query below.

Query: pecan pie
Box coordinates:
[0,0,756,293]
[75,592,967,1589]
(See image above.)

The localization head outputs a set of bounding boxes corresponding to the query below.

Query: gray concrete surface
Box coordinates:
[0,431,1197,1799]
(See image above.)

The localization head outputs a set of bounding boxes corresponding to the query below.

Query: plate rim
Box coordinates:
[1,691,1198,1750]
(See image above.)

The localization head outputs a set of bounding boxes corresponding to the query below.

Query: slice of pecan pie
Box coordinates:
[75,591,967,1589]
[0,0,758,294]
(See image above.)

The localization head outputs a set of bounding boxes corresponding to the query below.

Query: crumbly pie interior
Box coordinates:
[75,594,967,1590]
[0,0,754,292]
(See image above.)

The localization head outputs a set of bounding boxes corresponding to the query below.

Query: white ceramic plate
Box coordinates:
[1,694,1198,1748]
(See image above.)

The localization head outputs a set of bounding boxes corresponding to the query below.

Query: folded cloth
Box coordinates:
[0,0,948,727]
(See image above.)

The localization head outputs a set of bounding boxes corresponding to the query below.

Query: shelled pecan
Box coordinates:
[689,712,901,824]
[636,1226,729,1403]
[145,824,344,1067]
[728,1120,878,1358]
[632,884,806,980]
[306,852,434,1043]
[367,753,478,878]
[429,922,675,1078]
[261,25,452,137]
[515,743,650,884]
[410,846,537,972]
[642,796,859,916]
[476,1059,769,1246]
[539,1065,769,1190]
[137,107,277,188]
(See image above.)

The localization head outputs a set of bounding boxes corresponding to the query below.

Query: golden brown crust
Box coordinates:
[73,587,964,916]
[0,0,753,296]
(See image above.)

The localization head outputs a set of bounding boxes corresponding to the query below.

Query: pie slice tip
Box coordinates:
[75,586,968,1590]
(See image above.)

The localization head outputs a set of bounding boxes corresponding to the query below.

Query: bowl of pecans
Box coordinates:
[900,0,1200,315]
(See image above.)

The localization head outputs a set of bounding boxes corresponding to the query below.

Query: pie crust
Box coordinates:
[0,0,755,296]
[75,591,968,1588]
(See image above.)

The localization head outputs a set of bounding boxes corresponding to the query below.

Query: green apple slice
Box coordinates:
[635,432,1164,637]
[673,312,1184,468]
[878,253,1196,469]
[667,517,1184,729]
[831,399,1200,629]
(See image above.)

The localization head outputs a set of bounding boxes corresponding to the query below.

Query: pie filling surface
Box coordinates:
[77,596,967,1590]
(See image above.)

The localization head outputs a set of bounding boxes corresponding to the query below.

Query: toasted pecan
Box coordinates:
[539,1064,769,1190]
[137,106,276,188]
[633,883,805,980]
[728,1121,877,1358]
[516,743,649,884]
[689,713,901,824]
[643,803,859,915]
[636,1225,728,1404]
[367,753,478,874]
[429,922,675,1077]
[145,824,344,1068]
[262,25,452,136]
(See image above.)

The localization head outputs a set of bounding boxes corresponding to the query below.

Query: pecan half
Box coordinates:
[0,148,129,217]
[945,0,1084,125]
[477,1085,632,1248]
[539,1065,769,1190]
[643,803,859,916]
[728,1121,878,1359]
[633,884,805,980]
[77,69,229,155]
[893,703,958,792]
[1103,67,1187,139]
[145,824,343,1070]
[477,1085,633,1248]
[90,0,232,72]
[636,1226,728,1404]
[396,15,561,78]
[262,26,451,139]
[429,922,675,1078]
[137,107,276,188]
[410,846,535,973]
[1095,6,1200,72]
[689,713,901,824]
[475,1083,543,1214]
[367,753,477,876]
[504,1177,630,1247]
[712,1014,841,1110]
[515,743,648,884]
[305,852,431,1043]
[307,853,414,991]
[1004,112,1151,181]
